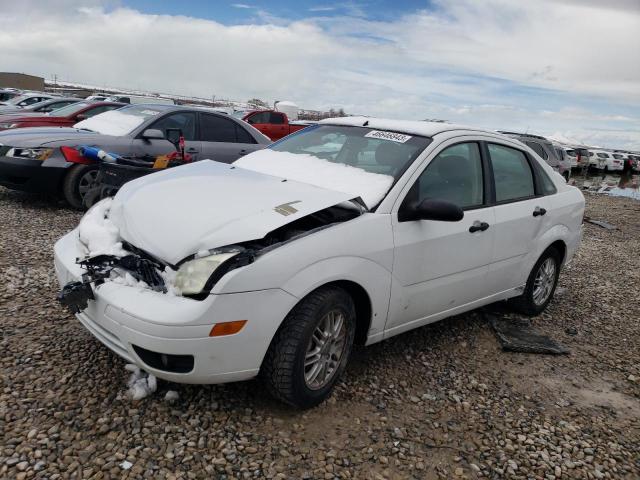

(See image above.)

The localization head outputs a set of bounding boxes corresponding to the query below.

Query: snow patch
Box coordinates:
[74,110,146,136]
[78,198,128,257]
[164,390,179,402]
[234,150,393,209]
[125,364,157,401]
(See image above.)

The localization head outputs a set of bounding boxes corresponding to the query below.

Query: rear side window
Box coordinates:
[597,152,609,158]
[200,114,237,142]
[612,154,623,159]
[525,141,548,160]
[247,112,270,124]
[488,144,535,202]
[270,112,285,124]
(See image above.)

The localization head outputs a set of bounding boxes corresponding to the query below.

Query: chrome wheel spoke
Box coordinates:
[532,258,556,306]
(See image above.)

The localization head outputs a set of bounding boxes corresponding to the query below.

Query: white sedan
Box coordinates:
[54,118,585,408]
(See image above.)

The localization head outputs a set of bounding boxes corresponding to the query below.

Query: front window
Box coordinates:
[403,142,484,210]
[74,104,171,136]
[235,125,432,209]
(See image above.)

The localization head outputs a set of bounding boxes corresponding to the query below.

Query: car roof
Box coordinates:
[319,116,492,137]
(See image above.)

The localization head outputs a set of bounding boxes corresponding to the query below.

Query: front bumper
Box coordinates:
[0,156,65,194]
[54,230,298,384]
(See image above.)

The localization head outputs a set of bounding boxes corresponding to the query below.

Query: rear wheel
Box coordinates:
[62,164,98,209]
[261,286,356,409]
[509,247,561,316]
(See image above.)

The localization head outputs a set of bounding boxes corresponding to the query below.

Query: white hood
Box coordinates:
[109,160,356,264]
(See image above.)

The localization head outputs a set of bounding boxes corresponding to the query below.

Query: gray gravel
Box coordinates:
[1,186,639,479]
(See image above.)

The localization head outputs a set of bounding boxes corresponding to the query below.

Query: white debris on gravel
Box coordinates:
[164,390,179,402]
[119,460,133,470]
[125,364,157,401]
[78,198,128,257]
[234,150,394,209]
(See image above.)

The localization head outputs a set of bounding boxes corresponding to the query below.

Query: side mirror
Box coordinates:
[141,128,165,140]
[399,198,464,222]
[75,114,87,121]
[165,128,183,151]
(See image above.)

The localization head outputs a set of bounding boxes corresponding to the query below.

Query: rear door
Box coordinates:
[131,111,200,159]
[485,142,553,293]
[198,113,262,163]
[266,112,288,140]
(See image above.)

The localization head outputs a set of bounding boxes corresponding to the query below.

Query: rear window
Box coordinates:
[565,149,576,157]
[597,152,609,158]
[612,154,623,159]
[525,141,548,160]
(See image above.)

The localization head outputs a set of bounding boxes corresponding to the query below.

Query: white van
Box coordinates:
[106,95,175,106]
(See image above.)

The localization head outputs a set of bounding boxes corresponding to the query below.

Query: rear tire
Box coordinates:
[509,247,561,316]
[62,164,98,209]
[261,286,356,409]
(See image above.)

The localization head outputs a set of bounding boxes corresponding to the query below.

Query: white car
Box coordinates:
[54,118,585,408]
[592,150,623,171]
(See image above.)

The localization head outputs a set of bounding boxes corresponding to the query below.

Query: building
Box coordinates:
[0,72,45,91]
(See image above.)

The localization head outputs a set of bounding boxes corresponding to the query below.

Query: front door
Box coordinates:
[387,141,495,335]
[132,111,200,160]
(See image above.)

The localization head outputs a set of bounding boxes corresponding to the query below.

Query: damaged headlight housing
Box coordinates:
[7,147,54,161]
[174,252,240,295]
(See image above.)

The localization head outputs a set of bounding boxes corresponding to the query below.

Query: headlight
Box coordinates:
[174,252,240,295]
[0,123,18,129]
[6,147,54,161]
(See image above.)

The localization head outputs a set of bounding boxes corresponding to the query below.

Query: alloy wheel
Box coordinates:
[533,257,556,306]
[304,310,347,390]
[78,170,98,198]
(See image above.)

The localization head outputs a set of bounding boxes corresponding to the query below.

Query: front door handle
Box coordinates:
[186,148,199,153]
[533,206,547,217]
[238,149,248,156]
[469,221,490,233]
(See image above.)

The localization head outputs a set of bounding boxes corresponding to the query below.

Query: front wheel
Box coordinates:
[509,247,561,316]
[261,286,356,409]
[62,164,98,209]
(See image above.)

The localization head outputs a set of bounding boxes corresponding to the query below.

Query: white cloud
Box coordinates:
[0,0,638,149]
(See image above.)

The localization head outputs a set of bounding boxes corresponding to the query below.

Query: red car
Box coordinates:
[242,110,312,141]
[0,101,124,131]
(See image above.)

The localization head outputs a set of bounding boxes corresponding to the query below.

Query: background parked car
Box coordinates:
[0,92,55,110]
[0,101,124,131]
[0,97,79,115]
[242,109,312,140]
[499,132,570,180]
[106,95,175,105]
[0,104,270,208]
[592,150,622,172]
[0,89,21,102]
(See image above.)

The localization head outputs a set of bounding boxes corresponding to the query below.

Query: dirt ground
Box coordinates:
[1,187,639,479]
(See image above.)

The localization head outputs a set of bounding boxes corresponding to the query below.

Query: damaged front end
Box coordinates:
[58,197,365,314]
[57,253,167,313]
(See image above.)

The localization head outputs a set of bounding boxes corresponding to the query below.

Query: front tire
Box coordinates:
[261,286,356,409]
[62,164,98,209]
[509,247,561,316]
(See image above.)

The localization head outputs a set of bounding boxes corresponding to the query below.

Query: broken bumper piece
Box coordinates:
[57,253,167,314]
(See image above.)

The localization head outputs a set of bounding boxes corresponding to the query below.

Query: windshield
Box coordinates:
[234,125,432,209]
[49,102,89,116]
[74,104,167,135]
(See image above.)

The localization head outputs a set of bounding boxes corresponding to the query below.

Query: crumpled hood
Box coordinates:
[109,160,357,265]
[0,127,109,147]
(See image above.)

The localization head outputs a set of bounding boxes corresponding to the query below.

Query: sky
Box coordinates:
[2,0,639,149]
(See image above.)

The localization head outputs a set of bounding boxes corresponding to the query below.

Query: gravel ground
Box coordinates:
[1,186,639,480]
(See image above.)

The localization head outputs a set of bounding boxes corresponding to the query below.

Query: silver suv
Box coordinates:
[498,132,570,181]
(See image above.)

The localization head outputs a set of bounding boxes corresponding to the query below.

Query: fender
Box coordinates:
[280,256,392,343]
[521,223,571,282]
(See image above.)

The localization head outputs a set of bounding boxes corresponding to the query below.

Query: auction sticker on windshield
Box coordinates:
[365,130,412,143]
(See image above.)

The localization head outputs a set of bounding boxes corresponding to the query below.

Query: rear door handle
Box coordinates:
[533,206,547,217]
[469,221,490,233]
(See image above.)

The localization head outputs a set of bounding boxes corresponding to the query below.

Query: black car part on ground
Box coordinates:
[57,254,167,313]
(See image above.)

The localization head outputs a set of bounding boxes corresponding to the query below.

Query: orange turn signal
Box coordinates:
[209,320,247,337]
